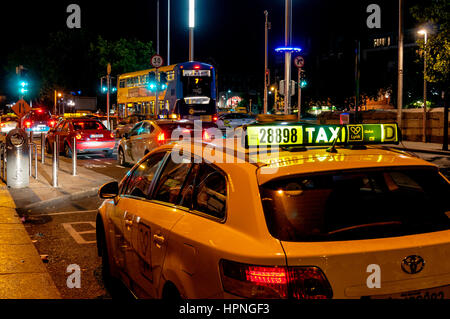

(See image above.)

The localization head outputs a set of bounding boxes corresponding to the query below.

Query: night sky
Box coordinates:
[0,0,423,101]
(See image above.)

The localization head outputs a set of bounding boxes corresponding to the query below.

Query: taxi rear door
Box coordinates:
[127,153,193,297]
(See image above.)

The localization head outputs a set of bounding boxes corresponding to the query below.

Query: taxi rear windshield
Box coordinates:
[260,167,450,242]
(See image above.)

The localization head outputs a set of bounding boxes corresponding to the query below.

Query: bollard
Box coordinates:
[29,144,32,177]
[34,143,38,179]
[41,133,45,164]
[72,136,77,176]
[52,139,58,187]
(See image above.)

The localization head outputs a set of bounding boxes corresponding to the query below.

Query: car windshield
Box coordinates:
[72,120,106,131]
[260,167,450,242]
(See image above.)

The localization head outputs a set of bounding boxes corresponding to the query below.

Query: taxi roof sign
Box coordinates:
[244,123,399,148]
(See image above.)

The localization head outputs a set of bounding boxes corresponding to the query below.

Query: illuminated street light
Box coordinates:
[189,0,195,61]
[417,28,428,143]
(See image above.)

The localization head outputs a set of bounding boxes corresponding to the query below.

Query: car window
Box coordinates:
[72,120,105,131]
[139,122,153,135]
[122,152,167,199]
[260,168,450,242]
[192,164,227,219]
[152,156,193,205]
[130,122,143,136]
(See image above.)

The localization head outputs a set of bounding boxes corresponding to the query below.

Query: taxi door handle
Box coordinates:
[153,234,165,245]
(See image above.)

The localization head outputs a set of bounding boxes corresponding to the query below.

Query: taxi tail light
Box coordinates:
[220,260,332,299]
[25,120,32,128]
[157,132,166,144]
[212,114,218,122]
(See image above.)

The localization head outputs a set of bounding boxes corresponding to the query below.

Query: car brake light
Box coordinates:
[75,133,82,140]
[220,260,332,299]
[212,114,218,122]
[110,132,114,139]
[157,132,166,143]
[25,121,32,128]
[49,120,56,127]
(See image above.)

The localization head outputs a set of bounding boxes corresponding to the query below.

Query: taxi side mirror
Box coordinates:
[98,181,119,199]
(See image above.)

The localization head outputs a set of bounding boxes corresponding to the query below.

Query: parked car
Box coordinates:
[45,118,115,157]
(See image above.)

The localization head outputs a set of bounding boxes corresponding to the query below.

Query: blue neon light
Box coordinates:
[275,47,302,53]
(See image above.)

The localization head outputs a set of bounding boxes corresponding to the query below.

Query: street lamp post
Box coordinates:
[418,29,428,143]
[264,10,270,114]
[189,0,195,61]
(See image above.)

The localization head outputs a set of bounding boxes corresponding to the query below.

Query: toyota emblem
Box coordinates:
[401,255,425,274]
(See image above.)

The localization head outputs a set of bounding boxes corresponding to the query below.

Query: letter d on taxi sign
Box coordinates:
[382,124,396,142]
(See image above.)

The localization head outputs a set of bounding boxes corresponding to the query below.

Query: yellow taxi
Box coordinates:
[96,121,450,299]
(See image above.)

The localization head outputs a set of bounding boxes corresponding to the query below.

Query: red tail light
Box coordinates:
[75,133,82,140]
[110,132,115,139]
[220,260,332,299]
[49,120,56,127]
[25,121,32,128]
[212,114,218,122]
[157,132,166,143]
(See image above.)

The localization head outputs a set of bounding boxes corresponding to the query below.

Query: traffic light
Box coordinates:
[19,81,29,95]
[101,86,108,93]
[300,70,307,88]
[148,72,157,91]
[159,72,167,90]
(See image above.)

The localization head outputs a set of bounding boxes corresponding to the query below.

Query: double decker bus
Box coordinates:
[117,61,217,121]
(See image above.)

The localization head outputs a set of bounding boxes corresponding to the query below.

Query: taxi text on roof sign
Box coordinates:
[245,123,399,147]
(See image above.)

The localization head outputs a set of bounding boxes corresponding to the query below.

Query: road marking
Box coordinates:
[115,165,125,168]
[39,210,97,216]
[94,159,101,162]
[62,221,96,244]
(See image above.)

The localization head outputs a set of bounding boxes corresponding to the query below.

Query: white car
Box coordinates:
[216,113,256,132]
[0,116,19,134]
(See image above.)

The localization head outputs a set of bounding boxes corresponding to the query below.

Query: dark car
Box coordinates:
[21,108,55,134]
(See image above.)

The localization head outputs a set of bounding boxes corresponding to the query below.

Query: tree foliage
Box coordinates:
[411,0,450,85]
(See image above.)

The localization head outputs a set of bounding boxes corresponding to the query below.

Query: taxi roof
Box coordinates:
[156,139,436,185]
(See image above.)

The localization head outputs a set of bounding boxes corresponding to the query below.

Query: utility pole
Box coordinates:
[443,90,448,151]
[397,0,404,128]
[157,0,160,55]
[284,0,292,115]
[167,0,170,65]
[421,30,428,143]
[355,40,360,123]
[264,10,270,114]
[107,63,111,130]
[298,68,302,121]
[189,0,195,61]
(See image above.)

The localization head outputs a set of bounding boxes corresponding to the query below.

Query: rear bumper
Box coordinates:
[76,140,115,153]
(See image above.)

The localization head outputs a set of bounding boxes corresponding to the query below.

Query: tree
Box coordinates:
[411,0,450,149]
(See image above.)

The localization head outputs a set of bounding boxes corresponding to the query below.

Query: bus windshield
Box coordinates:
[182,76,211,97]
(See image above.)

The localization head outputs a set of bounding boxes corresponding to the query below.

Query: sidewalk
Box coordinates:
[0,181,61,298]
[385,141,450,156]
[0,150,116,298]
[8,153,115,211]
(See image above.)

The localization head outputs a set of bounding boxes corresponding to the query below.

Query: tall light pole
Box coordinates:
[264,10,270,114]
[397,0,404,128]
[418,29,428,142]
[157,0,160,55]
[284,0,292,115]
[167,0,170,65]
[189,0,195,61]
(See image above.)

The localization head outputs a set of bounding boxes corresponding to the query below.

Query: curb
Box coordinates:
[21,186,101,211]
